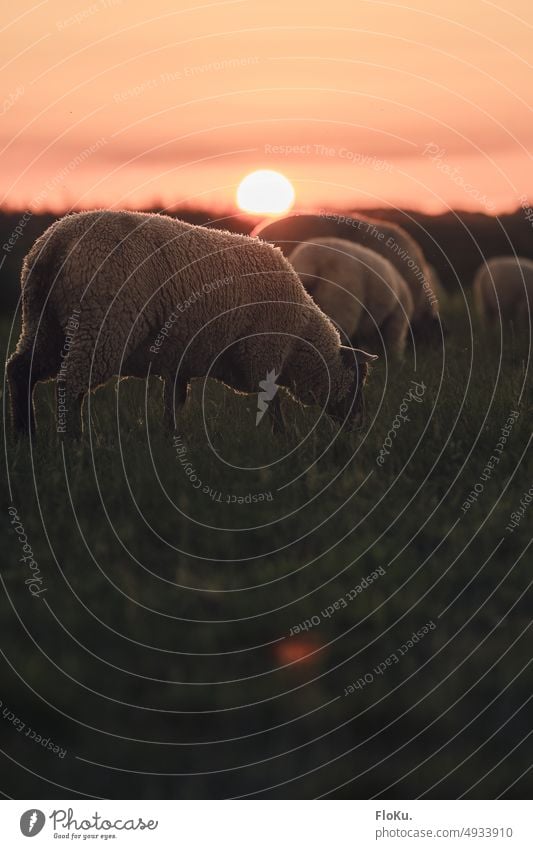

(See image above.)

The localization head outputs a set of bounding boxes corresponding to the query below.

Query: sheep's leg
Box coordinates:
[55,346,105,439]
[55,380,84,440]
[266,390,286,433]
[55,309,141,438]
[163,375,189,431]
[7,337,60,436]
[227,337,289,432]
[381,305,410,358]
[7,347,36,436]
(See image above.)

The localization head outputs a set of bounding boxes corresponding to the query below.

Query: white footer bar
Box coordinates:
[2,800,531,847]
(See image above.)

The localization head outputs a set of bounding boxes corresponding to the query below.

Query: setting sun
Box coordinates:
[236,170,295,215]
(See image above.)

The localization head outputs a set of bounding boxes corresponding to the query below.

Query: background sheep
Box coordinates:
[289,237,414,358]
[7,210,376,437]
[252,213,439,339]
[473,255,533,326]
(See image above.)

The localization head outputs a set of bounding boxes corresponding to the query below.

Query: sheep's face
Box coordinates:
[328,345,377,428]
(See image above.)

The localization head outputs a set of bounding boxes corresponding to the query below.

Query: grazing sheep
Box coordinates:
[289,238,414,357]
[252,213,440,339]
[473,256,533,326]
[7,210,377,437]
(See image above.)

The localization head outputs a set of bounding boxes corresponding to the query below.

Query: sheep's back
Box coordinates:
[475,256,533,318]
[290,237,411,338]
[27,210,308,333]
[253,213,434,321]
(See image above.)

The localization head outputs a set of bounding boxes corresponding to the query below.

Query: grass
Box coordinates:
[1,297,532,799]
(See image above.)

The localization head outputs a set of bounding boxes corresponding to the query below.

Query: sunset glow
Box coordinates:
[0,0,532,213]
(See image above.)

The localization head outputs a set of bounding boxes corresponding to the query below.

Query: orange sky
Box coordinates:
[1,0,532,214]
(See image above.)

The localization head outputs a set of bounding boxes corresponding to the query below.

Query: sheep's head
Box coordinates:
[328,345,377,428]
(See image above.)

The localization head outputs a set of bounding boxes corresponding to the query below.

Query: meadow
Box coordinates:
[2,280,531,801]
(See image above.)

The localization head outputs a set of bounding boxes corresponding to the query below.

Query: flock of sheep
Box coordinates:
[7,209,532,437]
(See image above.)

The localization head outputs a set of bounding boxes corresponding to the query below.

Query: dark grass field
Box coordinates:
[1,294,532,799]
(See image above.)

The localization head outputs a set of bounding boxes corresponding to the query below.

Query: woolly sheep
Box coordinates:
[7,210,377,437]
[252,213,439,339]
[289,237,414,358]
[473,255,533,326]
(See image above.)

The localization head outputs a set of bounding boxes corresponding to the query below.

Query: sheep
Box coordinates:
[7,209,377,438]
[473,255,533,326]
[289,237,414,358]
[252,213,440,340]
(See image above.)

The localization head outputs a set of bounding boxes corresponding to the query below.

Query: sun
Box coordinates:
[236,170,295,216]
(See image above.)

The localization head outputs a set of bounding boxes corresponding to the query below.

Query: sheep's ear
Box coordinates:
[340,345,378,365]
